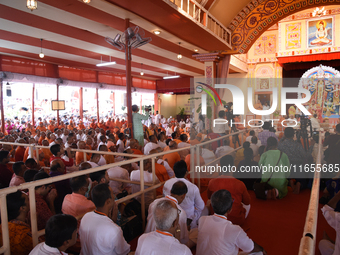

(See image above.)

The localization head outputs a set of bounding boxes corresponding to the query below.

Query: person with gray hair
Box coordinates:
[145,181,190,246]
[135,199,192,255]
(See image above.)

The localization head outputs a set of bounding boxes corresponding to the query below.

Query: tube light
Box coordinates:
[96,61,116,67]
[163,75,180,79]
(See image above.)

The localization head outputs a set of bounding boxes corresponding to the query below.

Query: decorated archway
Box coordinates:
[227,0,340,53]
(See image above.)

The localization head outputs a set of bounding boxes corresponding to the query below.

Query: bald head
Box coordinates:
[169,141,177,150]
[79,162,92,171]
[50,159,65,173]
[18,138,26,144]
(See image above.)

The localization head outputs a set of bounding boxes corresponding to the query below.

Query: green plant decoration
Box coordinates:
[178,107,185,116]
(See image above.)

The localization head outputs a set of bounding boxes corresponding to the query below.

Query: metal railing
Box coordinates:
[298,130,324,255]
[163,0,232,48]
[0,129,249,254]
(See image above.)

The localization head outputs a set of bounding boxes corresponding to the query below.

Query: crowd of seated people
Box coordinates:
[0,113,339,254]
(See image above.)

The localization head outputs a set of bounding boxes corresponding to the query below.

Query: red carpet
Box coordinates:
[130,188,336,254]
[201,188,335,255]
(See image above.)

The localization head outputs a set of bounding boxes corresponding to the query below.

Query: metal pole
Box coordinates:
[56,84,60,127]
[79,87,83,121]
[96,88,99,122]
[32,83,35,128]
[190,146,195,181]
[0,79,4,133]
[35,146,39,163]
[0,194,10,255]
[125,18,133,129]
[139,160,145,230]
[152,157,156,198]
[196,146,201,191]
[29,187,39,247]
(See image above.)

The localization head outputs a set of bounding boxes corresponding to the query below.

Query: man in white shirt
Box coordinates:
[87,153,100,168]
[136,199,192,255]
[107,163,131,195]
[161,115,166,125]
[130,159,160,209]
[79,183,130,255]
[179,119,185,127]
[197,190,266,255]
[145,181,190,246]
[319,191,340,255]
[144,135,161,155]
[60,129,70,145]
[29,214,78,255]
[250,136,259,157]
[163,160,205,228]
[157,133,167,149]
[201,142,216,165]
[213,110,230,135]
[155,111,161,125]
[166,124,173,137]
[215,139,236,159]
[310,113,321,131]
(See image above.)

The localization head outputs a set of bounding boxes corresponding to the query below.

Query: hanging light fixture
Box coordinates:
[96,56,116,67]
[27,0,37,11]
[140,63,144,76]
[83,0,91,3]
[177,42,182,60]
[39,39,44,58]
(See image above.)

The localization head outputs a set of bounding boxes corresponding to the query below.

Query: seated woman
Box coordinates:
[258,137,290,199]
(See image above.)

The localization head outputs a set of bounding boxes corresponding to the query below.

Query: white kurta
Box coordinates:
[145,195,189,244]
[29,243,67,255]
[107,166,130,194]
[196,214,254,255]
[79,211,130,255]
[135,231,192,255]
[163,178,205,223]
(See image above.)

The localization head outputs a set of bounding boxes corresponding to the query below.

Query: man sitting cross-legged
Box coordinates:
[79,183,130,255]
[135,199,192,255]
[29,214,78,255]
[163,160,204,229]
[196,189,266,255]
[145,181,194,247]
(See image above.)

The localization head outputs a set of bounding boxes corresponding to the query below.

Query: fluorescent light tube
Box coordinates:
[163,75,180,79]
[96,61,116,67]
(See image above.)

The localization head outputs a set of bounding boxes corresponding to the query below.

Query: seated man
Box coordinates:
[62,175,95,218]
[0,191,32,255]
[144,135,161,155]
[215,139,236,159]
[163,160,205,228]
[163,141,181,169]
[136,199,192,255]
[79,183,130,255]
[130,159,160,209]
[107,163,131,195]
[319,190,340,255]
[29,214,78,255]
[145,181,190,246]
[197,190,266,255]
[49,144,74,169]
[32,171,57,230]
[207,155,251,226]
[9,161,27,187]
